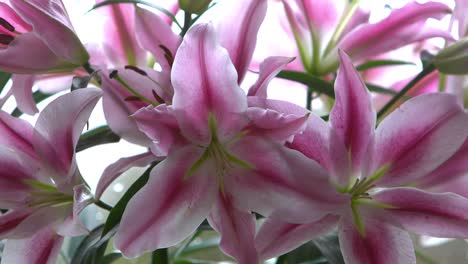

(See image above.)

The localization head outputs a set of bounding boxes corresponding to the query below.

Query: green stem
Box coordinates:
[276,254,288,264]
[180,12,193,37]
[306,86,313,110]
[377,63,435,120]
[151,248,168,264]
[94,200,113,211]
[415,249,439,264]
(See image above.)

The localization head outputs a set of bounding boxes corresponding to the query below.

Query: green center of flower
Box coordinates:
[24,180,73,208]
[185,114,253,194]
[343,165,394,236]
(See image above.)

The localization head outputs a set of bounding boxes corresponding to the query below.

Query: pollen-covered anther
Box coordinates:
[0,34,14,45]
[0,17,15,32]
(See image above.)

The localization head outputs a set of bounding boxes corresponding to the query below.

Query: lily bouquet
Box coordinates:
[0,0,467,263]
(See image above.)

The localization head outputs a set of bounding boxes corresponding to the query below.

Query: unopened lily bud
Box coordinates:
[434,37,468,75]
[178,0,212,14]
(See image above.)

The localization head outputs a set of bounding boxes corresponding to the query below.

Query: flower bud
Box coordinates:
[434,37,468,75]
[178,0,212,14]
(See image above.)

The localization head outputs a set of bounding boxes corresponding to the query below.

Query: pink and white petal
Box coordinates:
[339,217,416,264]
[417,139,468,188]
[245,107,308,143]
[208,193,258,264]
[0,147,40,208]
[330,50,375,175]
[10,0,89,64]
[302,0,347,51]
[134,7,181,71]
[95,151,156,199]
[0,210,30,238]
[0,3,32,32]
[97,2,146,66]
[0,110,35,157]
[455,0,468,37]
[214,0,267,82]
[374,187,468,238]
[228,137,347,223]
[11,74,38,115]
[100,69,155,146]
[132,105,184,156]
[172,24,247,144]
[33,88,102,184]
[2,226,63,264]
[338,2,452,62]
[256,214,339,261]
[114,146,218,258]
[371,93,468,187]
[0,33,75,74]
[247,97,309,116]
[428,176,468,199]
[247,56,294,97]
[9,205,70,239]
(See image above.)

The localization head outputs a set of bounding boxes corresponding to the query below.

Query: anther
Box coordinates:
[152,90,165,104]
[159,45,174,66]
[0,34,14,45]
[0,18,15,32]
[124,65,148,76]
[109,70,118,79]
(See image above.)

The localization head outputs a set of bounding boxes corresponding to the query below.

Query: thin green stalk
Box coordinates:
[152,248,168,264]
[94,200,113,211]
[180,12,193,37]
[377,63,435,119]
[306,86,313,110]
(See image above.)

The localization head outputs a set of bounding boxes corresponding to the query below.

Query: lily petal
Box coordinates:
[371,93,468,186]
[215,0,267,83]
[11,74,38,115]
[95,151,156,199]
[245,107,309,142]
[256,214,339,261]
[97,1,146,66]
[247,56,294,97]
[0,32,75,74]
[114,146,217,258]
[418,139,468,188]
[337,2,452,62]
[172,23,247,144]
[134,7,181,71]
[0,210,30,238]
[33,88,102,187]
[374,187,468,238]
[2,226,63,264]
[132,105,183,156]
[228,137,346,223]
[339,217,415,264]
[208,193,258,264]
[101,68,167,146]
[330,50,375,177]
[0,110,35,158]
[10,0,89,64]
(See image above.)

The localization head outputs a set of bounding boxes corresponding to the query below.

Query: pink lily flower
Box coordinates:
[257,1,451,75]
[0,0,89,74]
[96,0,284,197]
[0,88,101,264]
[112,23,344,263]
[255,51,468,263]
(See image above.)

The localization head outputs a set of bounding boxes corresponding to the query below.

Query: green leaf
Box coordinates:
[101,163,156,238]
[71,225,105,264]
[11,91,52,117]
[100,253,122,264]
[277,70,335,98]
[365,83,399,95]
[356,60,415,71]
[90,0,182,29]
[76,125,120,152]
[0,71,11,95]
